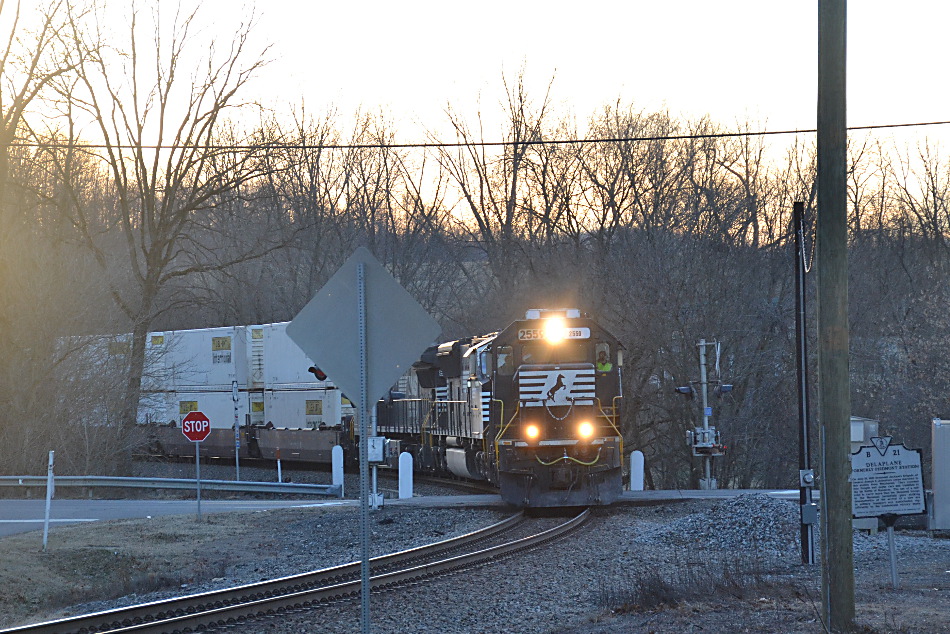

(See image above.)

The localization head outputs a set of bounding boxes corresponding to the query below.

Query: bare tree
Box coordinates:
[48,1,271,430]
[435,73,555,303]
[0,0,83,210]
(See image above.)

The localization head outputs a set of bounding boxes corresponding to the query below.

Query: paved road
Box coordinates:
[0,499,353,539]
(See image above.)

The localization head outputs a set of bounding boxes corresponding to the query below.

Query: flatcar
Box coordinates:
[137,309,624,507]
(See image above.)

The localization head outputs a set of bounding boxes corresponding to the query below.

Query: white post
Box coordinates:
[276,448,283,483]
[629,450,645,491]
[42,450,54,551]
[398,452,413,499]
[332,445,344,497]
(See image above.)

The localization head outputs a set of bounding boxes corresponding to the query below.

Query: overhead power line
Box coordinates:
[12,119,950,151]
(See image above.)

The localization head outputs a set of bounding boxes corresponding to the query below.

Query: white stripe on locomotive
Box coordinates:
[518,367,595,406]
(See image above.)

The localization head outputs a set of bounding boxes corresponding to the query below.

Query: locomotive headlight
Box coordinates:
[525,424,541,441]
[543,317,567,344]
[578,421,595,439]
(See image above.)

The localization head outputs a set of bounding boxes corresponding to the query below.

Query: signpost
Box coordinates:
[851,436,925,588]
[182,411,212,520]
[287,247,440,634]
[232,380,241,481]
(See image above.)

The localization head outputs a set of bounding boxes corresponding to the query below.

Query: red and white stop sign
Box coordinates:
[181,411,211,442]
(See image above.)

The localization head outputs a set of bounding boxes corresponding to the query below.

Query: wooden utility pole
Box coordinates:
[817,1,855,632]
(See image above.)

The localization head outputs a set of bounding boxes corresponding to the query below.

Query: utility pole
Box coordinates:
[817,0,855,631]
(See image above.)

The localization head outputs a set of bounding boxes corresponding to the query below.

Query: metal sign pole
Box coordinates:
[881,514,900,589]
[794,201,817,565]
[699,339,712,489]
[357,262,371,634]
[195,441,202,521]
[285,247,441,634]
[233,380,241,481]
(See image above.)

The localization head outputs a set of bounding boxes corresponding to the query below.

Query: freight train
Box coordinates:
[135,308,624,507]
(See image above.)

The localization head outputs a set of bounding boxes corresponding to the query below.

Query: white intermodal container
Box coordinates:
[261,321,322,387]
[137,322,355,431]
[175,391,244,429]
[262,388,344,430]
[163,325,248,391]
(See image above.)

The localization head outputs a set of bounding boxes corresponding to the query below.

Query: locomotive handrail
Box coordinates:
[419,397,436,446]
[482,397,505,460]
[493,401,522,460]
[595,395,625,466]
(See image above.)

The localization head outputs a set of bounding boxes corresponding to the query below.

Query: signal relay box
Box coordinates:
[687,427,725,456]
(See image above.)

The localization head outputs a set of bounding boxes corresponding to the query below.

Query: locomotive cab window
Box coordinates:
[496,346,513,375]
[595,344,613,372]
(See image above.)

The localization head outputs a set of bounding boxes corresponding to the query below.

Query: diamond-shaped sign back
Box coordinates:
[286,247,441,412]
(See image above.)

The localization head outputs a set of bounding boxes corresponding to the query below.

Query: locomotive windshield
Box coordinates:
[519,341,591,365]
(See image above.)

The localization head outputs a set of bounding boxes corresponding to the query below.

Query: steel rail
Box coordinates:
[4,512,529,634]
[0,476,342,497]
[106,509,589,634]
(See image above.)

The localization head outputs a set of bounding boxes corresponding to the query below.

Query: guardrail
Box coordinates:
[0,475,343,498]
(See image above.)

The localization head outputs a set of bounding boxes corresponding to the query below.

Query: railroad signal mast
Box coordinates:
[678,338,730,490]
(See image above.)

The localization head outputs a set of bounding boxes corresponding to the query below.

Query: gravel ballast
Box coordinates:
[2,463,948,633]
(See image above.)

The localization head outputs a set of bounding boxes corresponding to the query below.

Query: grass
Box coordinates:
[598,552,777,613]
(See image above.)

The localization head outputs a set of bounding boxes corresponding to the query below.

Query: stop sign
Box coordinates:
[181,411,211,442]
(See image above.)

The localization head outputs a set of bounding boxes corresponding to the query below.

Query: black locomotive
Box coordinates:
[378,308,624,506]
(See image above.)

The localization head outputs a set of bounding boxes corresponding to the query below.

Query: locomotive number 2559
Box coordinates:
[518,327,590,341]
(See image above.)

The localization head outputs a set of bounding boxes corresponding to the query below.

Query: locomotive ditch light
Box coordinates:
[525,423,541,441]
[543,317,567,344]
[578,421,594,439]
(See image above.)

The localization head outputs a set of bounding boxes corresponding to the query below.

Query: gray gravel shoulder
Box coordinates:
[9,468,950,633]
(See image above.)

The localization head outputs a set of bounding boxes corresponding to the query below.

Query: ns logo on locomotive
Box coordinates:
[141,308,624,508]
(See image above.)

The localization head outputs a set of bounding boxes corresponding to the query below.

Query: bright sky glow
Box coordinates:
[229,0,950,141]
[13,0,950,143]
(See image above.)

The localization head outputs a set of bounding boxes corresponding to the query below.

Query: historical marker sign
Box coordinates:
[851,436,925,518]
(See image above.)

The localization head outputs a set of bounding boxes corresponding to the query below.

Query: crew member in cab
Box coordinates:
[596,350,613,372]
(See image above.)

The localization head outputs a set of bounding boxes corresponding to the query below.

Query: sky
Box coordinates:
[13,0,950,143]
[226,0,949,143]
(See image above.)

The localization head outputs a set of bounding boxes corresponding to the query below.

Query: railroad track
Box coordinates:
[8,509,589,634]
